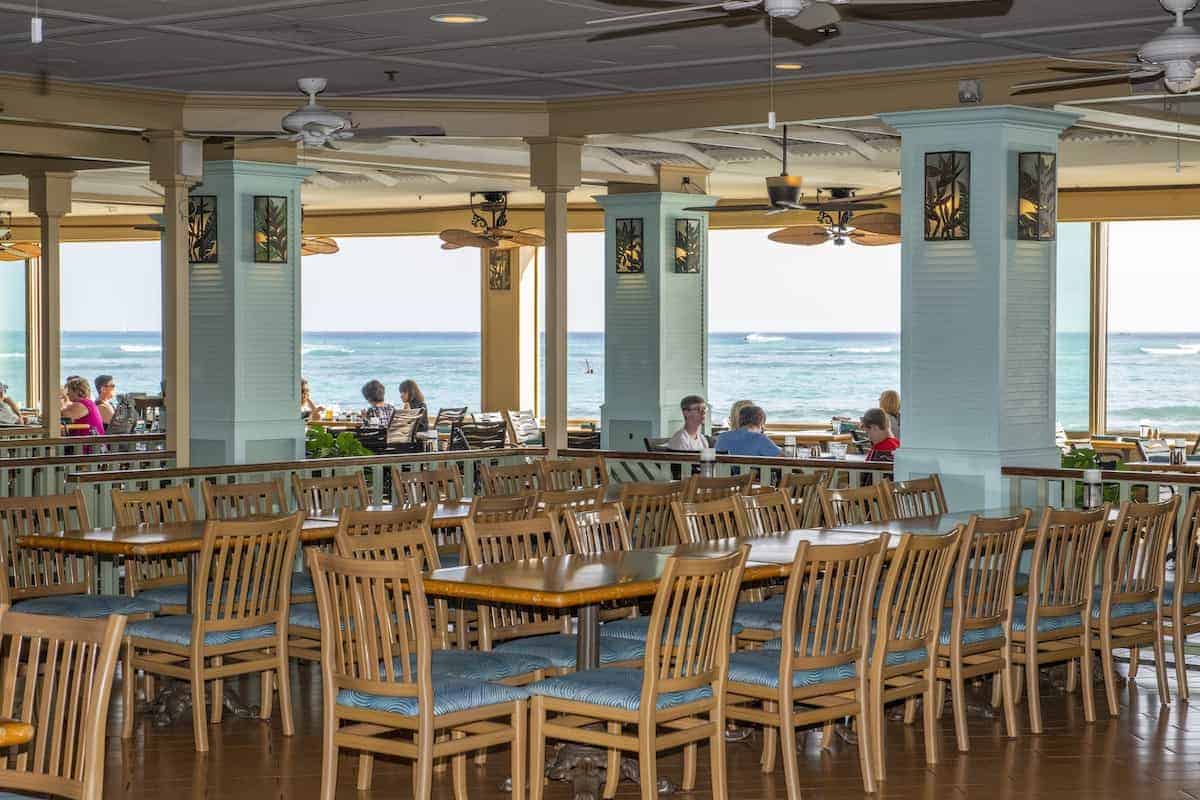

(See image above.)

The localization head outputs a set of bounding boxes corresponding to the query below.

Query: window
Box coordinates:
[1055,223,1091,432]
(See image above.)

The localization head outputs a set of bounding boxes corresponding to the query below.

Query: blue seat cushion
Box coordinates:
[137,583,190,608]
[1090,588,1158,620]
[733,595,787,632]
[424,650,553,681]
[729,646,927,690]
[1164,583,1200,609]
[127,615,276,646]
[291,572,314,597]
[494,634,645,668]
[1010,597,1081,633]
[0,793,41,799]
[440,551,461,569]
[939,607,1005,646]
[600,616,744,642]
[336,678,529,716]
[528,668,712,711]
[15,593,159,618]
[289,602,320,628]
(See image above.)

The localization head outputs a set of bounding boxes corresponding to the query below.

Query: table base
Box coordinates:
[143,681,261,728]
[544,744,675,799]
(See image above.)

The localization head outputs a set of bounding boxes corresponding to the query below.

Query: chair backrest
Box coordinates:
[566,430,601,450]
[391,465,465,506]
[469,494,539,524]
[671,496,747,543]
[309,552,436,727]
[1026,506,1110,621]
[386,408,425,446]
[0,609,125,800]
[537,487,606,538]
[458,420,508,449]
[334,507,439,566]
[194,512,302,634]
[882,475,949,519]
[538,456,609,491]
[1175,493,1200,600]
[434,406,467,427]
[736,489,797,536]
[201,479,288,520]
[777,471,830,528]
[112,486,195,525]
[481,461,541,496]
[0,492,92,600]
[1099,497,1179,610]
[462,515,568,645]
[872,531,961,664]
[818,484,891,528]
[618,480,685,548]
[948,512,1030,645]
[565,504,632,555]
[504,409,543,445]
[777,537,888,680]
[682,473,753,502]
[639,548,748,719]
[291,472,368,517]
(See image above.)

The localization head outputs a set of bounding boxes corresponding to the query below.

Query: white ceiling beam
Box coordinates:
[305,172,340,189]
[583,146,653,176]
[588,135,717,169]
[713,125,881,161]
[363,170,401,188]
[655,131,783,161]
[1059,104,1200,141]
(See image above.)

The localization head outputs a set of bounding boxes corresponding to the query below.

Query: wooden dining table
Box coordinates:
[0,718,34,747]
[835,504,1119,539]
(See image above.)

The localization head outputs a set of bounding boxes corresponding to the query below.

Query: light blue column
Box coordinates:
[594,192,715,449]
[879,106,1079,509]
[188,160,310,466]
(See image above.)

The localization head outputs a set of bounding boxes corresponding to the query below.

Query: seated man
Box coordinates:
[861,407,901,462]
[714,405,782,457]
[666,394,708,451]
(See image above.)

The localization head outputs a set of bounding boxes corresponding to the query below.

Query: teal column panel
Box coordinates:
[595,192,715,449]
[879,106,1079,508]
[188,160,311,466]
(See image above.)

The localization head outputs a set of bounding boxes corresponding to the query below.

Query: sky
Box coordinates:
[0,220,1192,333]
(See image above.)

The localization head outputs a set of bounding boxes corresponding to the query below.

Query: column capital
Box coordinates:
[525,136,584,193]
[24,171,73,218]
[879,105,1080,135]
[146,130,203,186]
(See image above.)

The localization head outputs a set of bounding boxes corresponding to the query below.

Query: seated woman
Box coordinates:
[398,379,429,433]
[94,375,117,425]
[61,376,106,436]
[879,389,901,440]
[0,382,23,425]
[300,378,324,418]
[360,380,394,428]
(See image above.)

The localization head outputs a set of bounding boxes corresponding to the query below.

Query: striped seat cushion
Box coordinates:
[938,607,1005,646]
[137,584,190,608]
[528,668,711,711]
[732,595,788,632]
[15,593,159,618]
[336,679,529,716]
[1010,597,1081,633]
[494,634,645,668]
[728,646,927,690]
[289,603,320,628]
[291,572,315,597]
[127,615,276,646]
[600,616,744,642]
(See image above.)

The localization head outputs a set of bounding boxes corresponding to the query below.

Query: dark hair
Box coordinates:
[680,394,706,412]
[737,404,766,428]
[398,379,425,408]
[361,380,386,404]
[861,407,891,431]
[95,375,114,394]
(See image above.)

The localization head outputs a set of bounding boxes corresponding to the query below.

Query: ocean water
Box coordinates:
[1,330,1199,431]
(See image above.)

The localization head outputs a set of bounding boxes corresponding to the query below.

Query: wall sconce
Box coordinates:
[924,151,970,241]
[1017,152,1057,242]
[188,196,218,264]
[615,218,643,273]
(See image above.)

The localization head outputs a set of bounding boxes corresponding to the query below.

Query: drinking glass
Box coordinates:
[829,442,849,460]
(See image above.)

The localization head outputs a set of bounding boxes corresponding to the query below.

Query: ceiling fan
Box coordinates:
[1012,0,1200,94]
[769,209,901,247]
[587,0,997,35]
[438,192,547,250]
[200,78,445,149]
[0,212,39,261]
[300,236,340,256]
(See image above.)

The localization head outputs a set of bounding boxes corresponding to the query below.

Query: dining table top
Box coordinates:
[0,718,34,747]
[1122,460,1200,474]
[15,517,338,558]
[836,504,1120,538]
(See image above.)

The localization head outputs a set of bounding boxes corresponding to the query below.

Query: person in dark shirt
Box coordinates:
[861,407,900,462]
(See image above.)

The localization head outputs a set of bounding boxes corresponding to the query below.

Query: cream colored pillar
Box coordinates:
[24,257,40,411]
[148,131,202,466]
[480,246,538,413]
[26,172,72,437]
[526,137,582,455]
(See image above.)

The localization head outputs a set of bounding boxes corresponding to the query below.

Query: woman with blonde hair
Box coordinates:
[878,389,900,439]
[727,399,754,431]
[60,376,106,436]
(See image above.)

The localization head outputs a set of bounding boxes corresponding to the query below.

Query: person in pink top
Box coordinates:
[60,376,106,436]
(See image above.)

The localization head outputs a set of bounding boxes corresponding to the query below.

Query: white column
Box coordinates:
[24,257,40,411]
[26,172,72,437]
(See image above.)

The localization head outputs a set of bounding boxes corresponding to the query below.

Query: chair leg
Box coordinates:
[1153,620,1171,707]
[1025,645,1043,735]
[277,651,294,736]
[529,697,547,800]
[452,730,469,800]
[778,705,801,800]
[259,668,274,721]
[1099,628,1120,718]
[855,709,876,795]
[190,672,209,753]
[414,736,434,800]
[1080,635,1096,724]
[950,671,969,753]
[1173,621,1190,702]
[1000,652,1018,740]
[1013,662,1025,705]
[1129,646,1140,679]
[682,741,697,791]
[902,697,917,725]
[210,656,224,724]
[990,671,1003,709]
[319,706,338,800]
[512,702,528,800]
[604,722,621,800]
[935,679,947,719]
[923,671,940,766]
[639,727,658,800]
[868,671,886,783]
[121,646,135,740]
[761,700,778,773]
[357,754,375,791]
[709,706,729,800]
[1065,659,1078,694]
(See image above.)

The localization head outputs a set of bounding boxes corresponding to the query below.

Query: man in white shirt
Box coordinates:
[666,394,707,451]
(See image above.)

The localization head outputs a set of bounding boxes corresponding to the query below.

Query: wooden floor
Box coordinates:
[105,661,1200,800]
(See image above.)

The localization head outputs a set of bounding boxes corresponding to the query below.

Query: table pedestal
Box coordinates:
[141,681,260,728]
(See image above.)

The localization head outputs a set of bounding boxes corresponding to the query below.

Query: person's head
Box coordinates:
[361,380,386,406]
[300,378,310,400]
[879,389,900,418]
[0,382,7,399]
[398,379,425,407]
[861,408,892,444]
[737,404,767,432]
[680,394,706,430]
[728,399,754,430]
[94,375,115,401]
[65,376,91,402]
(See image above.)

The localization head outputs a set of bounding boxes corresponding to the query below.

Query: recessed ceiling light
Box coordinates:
[774,62,804,71]
[430,13,487,23]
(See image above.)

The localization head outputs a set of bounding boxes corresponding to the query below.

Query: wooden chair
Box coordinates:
[683,473,753,502]
[481,461,542,496]
[112,486,196,614]
[1165,493,1200,700]
[391,465,465,505]
[529,547,749,800]
[308,551,530,800]
[818,484,892,528]
[0,608,125,800]
[292,472,369,517]
[463,516,643,671]
[537,487,605,535]
[537,456,609,491]
[867,530,961,782]
[504,409,544,446]
[458,420,508,449]
[935,511,1029,752]
[565,504,632,555]
[470,494,539,523]
[1089,497,1179,712]
[122,512,303,752]
[881,475,949,519]
[736,490,797,536]
[671,496,747,544]
[725,537,887,797]
[0,493,157,619]
[201,478,288,519]
[777,471,829,528]
[618,480,685,548]
[1010,505,1110,734]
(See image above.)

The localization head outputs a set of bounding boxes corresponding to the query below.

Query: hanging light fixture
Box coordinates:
[31,0,42,43]
[1016,152,1056,242]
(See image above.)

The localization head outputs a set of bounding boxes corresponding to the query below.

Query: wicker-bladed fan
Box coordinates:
[300,236,339,256]
[769,209,901,248]
[438,192,547,250]
[0,241,40,261]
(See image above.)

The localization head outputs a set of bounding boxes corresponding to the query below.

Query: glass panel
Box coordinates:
[0,262,26,406]
[1055,222,1091,432]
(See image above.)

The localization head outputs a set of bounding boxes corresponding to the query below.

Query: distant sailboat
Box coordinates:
[583,359,595,375]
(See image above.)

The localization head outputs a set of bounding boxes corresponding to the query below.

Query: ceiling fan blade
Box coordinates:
[0,251,26,262]
[844,0,994,4]
[768,225,831,245]
[441,242,464,251]
[1011,71,1150,93]
[842,186,900,203]
[133,224,165,232]
[586,2,731,25]
[587,11,753,41]
[349,126,446,139]
[851,231,902,247]
[851,212,901,236]
[0,243,39,259]
[685,203,774,212]
[221,136,285,147]
[781,2,839,30]
[300,236,340,256]
[498,228,546,247]
[440,229,498,249]
[1047,56,1148,69]
[799,200,888,212]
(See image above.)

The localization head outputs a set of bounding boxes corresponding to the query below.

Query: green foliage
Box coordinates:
[305,426,372,459]
[1061,448,1122,505]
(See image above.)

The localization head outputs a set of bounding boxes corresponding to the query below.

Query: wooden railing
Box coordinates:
[1002,465,1200,529]
[1,451,176,499]
[562,448,892,487]
[0,433,166,459]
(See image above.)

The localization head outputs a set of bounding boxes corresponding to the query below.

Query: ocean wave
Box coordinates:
[743,334,786,343]
[0,352,22,359]
[837,346,894,354]
[1139,344,1200,356]
[119,344,161,353]
[302,344,355,355]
